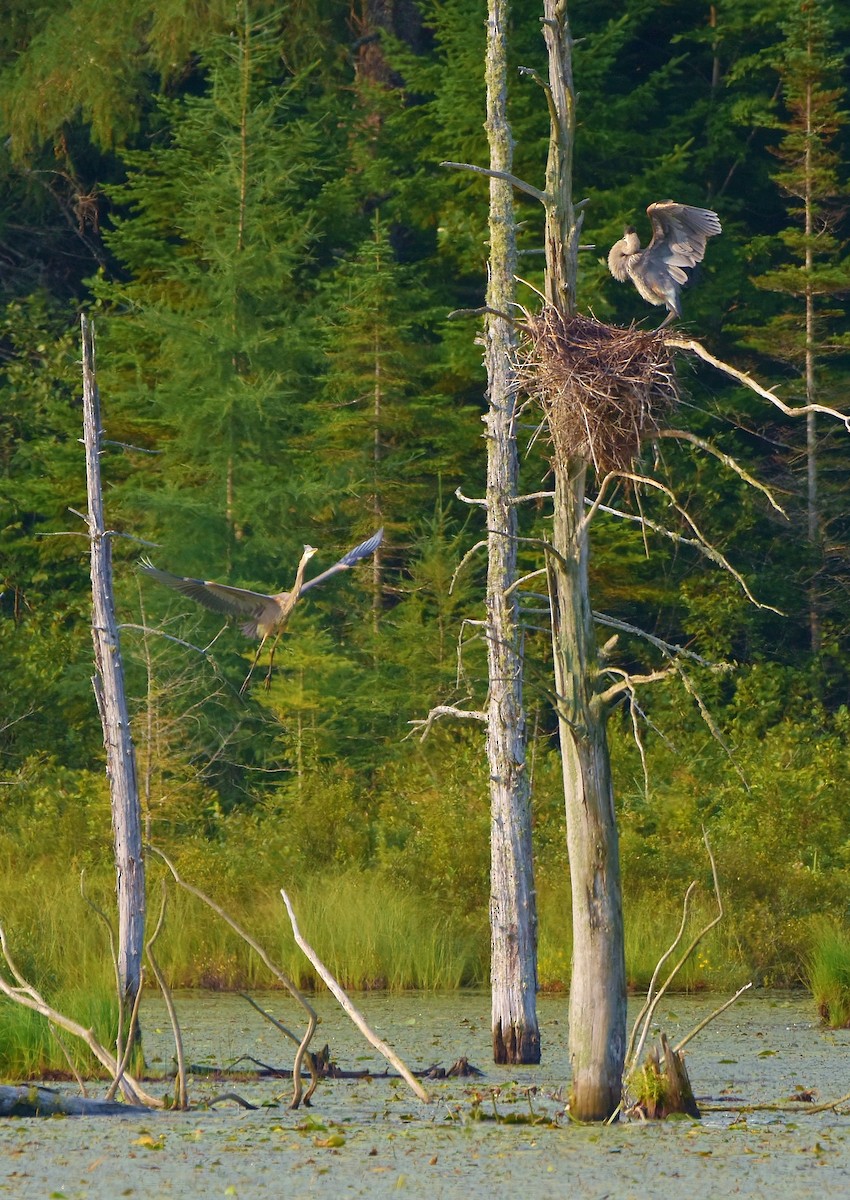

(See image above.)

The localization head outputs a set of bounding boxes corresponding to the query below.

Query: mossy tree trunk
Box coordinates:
[485,0,540,1065]
[541,0,626,1120]
[82,316,145,1007]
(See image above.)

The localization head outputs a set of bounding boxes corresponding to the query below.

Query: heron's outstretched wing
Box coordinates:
[645,202,722,284]
[299,528,384,593]
[139,558,272,621]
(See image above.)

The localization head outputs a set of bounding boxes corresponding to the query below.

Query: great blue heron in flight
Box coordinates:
[140,528,383,689]
[607,201,722,327]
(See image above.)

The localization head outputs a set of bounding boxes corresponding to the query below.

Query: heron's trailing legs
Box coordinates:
[238,630,284,694]
[263,631,284,690]
[239,634,269,696]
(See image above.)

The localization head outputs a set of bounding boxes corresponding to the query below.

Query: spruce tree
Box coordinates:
[743,0,850,653]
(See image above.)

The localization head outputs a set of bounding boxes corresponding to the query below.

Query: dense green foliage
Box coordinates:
[2,0,850,1009]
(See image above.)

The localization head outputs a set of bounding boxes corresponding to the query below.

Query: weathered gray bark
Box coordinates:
[547,468,626,1120]
[540,1,626,1120]
[485,0,540,1065]
[82,316,145,1005]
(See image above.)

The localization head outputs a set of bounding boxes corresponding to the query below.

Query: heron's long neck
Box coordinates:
[292,548,312,597]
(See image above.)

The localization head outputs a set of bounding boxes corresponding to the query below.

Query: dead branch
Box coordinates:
[48,1023,88,1096]
[206,1092,258,1110]
[674,982,753,1055]
[455,487,488,508]
[240,993,303,1047]
[504,566,548,596]
[149,845,318,1109]
[144,881,188,1110]
[440,159,547,204]
[598,663,679,705]
[80,870,126,1081]
[509,490,556,505]
[119,622,225,659]
[626,833,725,1078]
[617,470,781,613]
[449,538,488,593]
[673,662,748,789]
[279,888,431,1105]
[0,1084,149,1117]
[407,704,488,742]
[0,923,161,1108]
[656,429,786,515]
[595,494,780,614]
[668,336,850,431]
[591,611,715,666]
[104,967,145,1103]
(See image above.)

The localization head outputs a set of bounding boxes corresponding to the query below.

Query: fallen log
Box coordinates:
[0,1084,149,1117]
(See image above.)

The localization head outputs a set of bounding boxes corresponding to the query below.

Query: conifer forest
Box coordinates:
[2,0,850,1006]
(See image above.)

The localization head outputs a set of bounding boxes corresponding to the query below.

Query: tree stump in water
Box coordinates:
[632,1033,700,1119]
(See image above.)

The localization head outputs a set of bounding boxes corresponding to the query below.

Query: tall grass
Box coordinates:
[536,880,745,992]
[805,918,850,1027]
[153,870,488,991]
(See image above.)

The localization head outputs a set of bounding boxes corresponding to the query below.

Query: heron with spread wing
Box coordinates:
[140,528,383,689]
[607,201,721,327]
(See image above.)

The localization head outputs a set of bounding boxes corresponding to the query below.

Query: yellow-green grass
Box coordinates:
[805,918,850,1027]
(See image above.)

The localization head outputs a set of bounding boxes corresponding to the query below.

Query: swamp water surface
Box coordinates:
[1,989,849,1198]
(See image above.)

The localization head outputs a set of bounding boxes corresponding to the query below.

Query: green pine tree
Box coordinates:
[742,0,850,654]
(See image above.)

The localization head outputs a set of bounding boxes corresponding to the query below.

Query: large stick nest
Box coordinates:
[516,310,679,473]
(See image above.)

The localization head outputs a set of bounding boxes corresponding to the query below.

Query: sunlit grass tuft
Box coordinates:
[805,918,850,1027]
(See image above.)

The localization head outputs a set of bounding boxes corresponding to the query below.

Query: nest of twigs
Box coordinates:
[516,309,679,473]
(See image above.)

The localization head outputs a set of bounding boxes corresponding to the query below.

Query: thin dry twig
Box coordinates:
[674,983,753,1055]
[0,923,161,1107]
[79,870,126,1082]
[144,881,188,1109]
[280,887,431,1105]
[626,832,725,1077]
[626,882,699,1074]
[656,428,786,515]
[104,967,146,1103]
[150,845,318,1109]
[47,1023,88,1097]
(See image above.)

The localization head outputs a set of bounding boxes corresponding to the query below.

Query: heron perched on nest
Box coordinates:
[608,201,722,327]
[140,528,383,689]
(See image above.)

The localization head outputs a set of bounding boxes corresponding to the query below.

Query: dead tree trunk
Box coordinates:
[81,315,145,1006]
[485,0,540,1065]
[547,467,626,1120]
[541,1,626,1120]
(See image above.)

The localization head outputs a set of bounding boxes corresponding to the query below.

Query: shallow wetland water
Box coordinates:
[2,990,849,1198]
